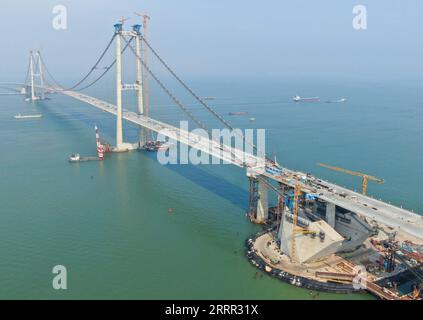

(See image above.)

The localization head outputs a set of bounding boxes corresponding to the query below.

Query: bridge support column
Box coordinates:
[256,178,269,223]
[326,202,336,228]
[134,25,147,147]
[312,200,318,215]
[115,26,124,150]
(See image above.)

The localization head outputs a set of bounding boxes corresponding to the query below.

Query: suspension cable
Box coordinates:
[121,35,209,132]
[38,34,129,92]
[38,53,65,88]
[74,37,134,91]
[140,35,234,130]
[39,34,116,91]
[123,35,251,166]
[66,34,117,90]
[140,35,271,163]
[23,56,30,85]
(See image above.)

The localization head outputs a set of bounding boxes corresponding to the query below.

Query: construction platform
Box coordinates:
[246,229,422,300]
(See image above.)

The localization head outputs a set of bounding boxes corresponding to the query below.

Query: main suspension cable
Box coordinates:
[140,35,234,130]
[39,34,116,91]
[38,53,65,88]
[140,35,270,163]
[23,56,30,85]
[74,36,134,91]
[121,35,209,132]
[66,34,116,90]
[123,35,250,166]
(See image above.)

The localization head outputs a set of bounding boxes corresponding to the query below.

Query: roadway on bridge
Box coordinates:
[46,86,423,242]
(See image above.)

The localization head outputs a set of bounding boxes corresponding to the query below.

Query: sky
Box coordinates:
[0,0,422,82]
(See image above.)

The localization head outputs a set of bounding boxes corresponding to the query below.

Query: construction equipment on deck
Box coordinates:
[317,163,384,195]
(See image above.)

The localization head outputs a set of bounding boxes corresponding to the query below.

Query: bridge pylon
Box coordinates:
[26,51,45,101]
[113,22,150,151]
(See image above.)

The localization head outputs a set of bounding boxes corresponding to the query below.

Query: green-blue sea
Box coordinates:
[0,76,422,299]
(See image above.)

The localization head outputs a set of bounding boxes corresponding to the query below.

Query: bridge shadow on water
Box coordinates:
[148,154,249,210]
[41,98,249,210]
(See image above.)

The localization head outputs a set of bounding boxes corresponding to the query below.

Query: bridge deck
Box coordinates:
[33,86,423,242]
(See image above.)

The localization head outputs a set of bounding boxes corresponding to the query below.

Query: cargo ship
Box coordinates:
[14,113,42,119]
[293,95,320,102]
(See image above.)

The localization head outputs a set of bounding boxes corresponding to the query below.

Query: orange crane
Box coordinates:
[317,163,384,195]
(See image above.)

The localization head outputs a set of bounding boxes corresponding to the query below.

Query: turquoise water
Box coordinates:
[0,77,421,299]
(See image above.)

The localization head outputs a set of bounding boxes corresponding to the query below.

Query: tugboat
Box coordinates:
[68,154,81,163]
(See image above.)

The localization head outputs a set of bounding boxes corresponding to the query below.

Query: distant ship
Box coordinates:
[204,97,216,101]
[14,113,42,119]
[293,95,320,102]
[228,111,248,116]
[326,98,347,103]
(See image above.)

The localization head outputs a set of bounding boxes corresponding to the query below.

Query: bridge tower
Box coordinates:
[133,23,148,147]
[113,22,149,151]
[135,12,150,118]
[26,51,45,101]
[114,23,124,150]
[135,13,152,145]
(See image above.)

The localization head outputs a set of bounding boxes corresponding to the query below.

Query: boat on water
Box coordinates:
[293,95,320,102]
[326,98,347,103]
[204,97,216,101]
[228,111,248,116]
[14,113,42,119]
[68,153,98,163]
[143,140,172,152]
[68,154,81,163]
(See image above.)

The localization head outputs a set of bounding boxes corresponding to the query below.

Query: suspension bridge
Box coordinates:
[2,22,422,267]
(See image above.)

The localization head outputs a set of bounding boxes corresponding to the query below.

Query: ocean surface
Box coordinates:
[0,76,421,299]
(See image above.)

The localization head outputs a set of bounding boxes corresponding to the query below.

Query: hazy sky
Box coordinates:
[1,0,422,82]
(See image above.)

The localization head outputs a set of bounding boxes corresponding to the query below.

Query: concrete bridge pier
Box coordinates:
[326,202,336,228]
[256,178,269,223]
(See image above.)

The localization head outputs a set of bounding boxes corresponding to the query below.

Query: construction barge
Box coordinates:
[68,154,100,163]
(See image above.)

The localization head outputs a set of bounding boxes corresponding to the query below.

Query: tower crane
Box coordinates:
[317,163,384,195]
